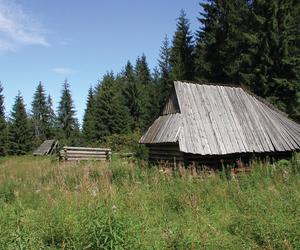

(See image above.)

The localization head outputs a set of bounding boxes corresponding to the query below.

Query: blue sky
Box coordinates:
[0,0,201,123]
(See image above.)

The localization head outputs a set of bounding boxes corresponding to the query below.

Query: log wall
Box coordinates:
[148,143,184,164]
[60,146,112,161]
[147,144,296,168]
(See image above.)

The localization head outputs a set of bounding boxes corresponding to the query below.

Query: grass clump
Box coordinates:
[0,155,299,249]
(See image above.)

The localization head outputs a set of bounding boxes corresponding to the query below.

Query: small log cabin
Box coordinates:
[139,81,300,166]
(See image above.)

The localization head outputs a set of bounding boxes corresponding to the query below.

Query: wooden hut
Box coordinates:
[139,81,300,166]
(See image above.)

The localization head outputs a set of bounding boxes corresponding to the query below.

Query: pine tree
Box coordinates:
[94,73,131,140]
[82,87,97,143]
[170,9,195,81]
[31,81,51,144]
[8,92,32,155]
[57,79,80,144]
[158,35,173,107]
[0,83,7,156]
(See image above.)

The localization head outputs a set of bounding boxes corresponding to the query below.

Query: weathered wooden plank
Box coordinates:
[215,86,241,153]
[66,150,108,155]
[34,140,57,156]
[201,85,227,154]
[211,86,236,153]
[66,158,107,161]
[184,83,207,154]
[225,87,256,152]
[60,146,111,162]
[231,87,263,152]
[272,112,300,146]
[196,84,220,154]
[219,86,248,152]
[242,91,274,152]
[162,88,180,115]
[66,155,108,159]
[253,96,289,151]
[245,93,275,152]
[259,102,299,150]
[63,146,111,151]
[190,84,211,154]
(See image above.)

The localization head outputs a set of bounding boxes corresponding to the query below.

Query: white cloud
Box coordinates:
[52,67,75,75]
[0,0,49,51]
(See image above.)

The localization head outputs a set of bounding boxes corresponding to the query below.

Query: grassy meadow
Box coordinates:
[0,155,300,249]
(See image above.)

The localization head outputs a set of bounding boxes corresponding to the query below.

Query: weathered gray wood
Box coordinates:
[66,158,107,161]
[230,87,262,152]
[242,90,273,152]
[162,88,180,115]
[140,81,300,157]
[219,86,248,152]
[60,146,111,162]
[211,85,235,153]
[63,146,111,151]
[66,151,108,155]
[65,153,107,158]
[201,85,227,154]
[33,140,57,156]
[196,84,220,154]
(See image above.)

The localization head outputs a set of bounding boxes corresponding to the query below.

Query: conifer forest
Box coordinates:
[0,1,299,155]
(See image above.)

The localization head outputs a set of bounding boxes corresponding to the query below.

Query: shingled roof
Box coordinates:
[140,81,300,155]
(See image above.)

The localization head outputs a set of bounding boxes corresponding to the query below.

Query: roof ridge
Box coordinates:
[174,80,288,118]
[174,80,241,88]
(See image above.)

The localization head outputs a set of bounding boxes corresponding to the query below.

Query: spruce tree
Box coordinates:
[94,73,130,140]
[195,0,249,83]
[57,79,80,144]
[124,61,136,83]
[239,0,300,120]
[123,80,145,130]
[31,81,51,144]
[135,54,151,85]
[82,87,97,143]
[46,95,57,138]
[134,54,157,128]
[194,1,219,81]
[170,9,195,81]
[0,83,7,156]
[8,92,32,155]
[121,61,144,130]
[158,35,173,107]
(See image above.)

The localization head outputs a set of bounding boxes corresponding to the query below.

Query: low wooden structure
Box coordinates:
[33,140,58,156]
[140,81,300,167]
[60,146,112,161]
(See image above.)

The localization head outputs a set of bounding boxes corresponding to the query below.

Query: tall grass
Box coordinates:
[0,155,299,249]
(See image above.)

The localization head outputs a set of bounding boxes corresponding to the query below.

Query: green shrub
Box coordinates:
[102,132,141,153]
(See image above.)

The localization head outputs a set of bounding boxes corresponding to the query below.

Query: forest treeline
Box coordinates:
[0,0,299,155]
